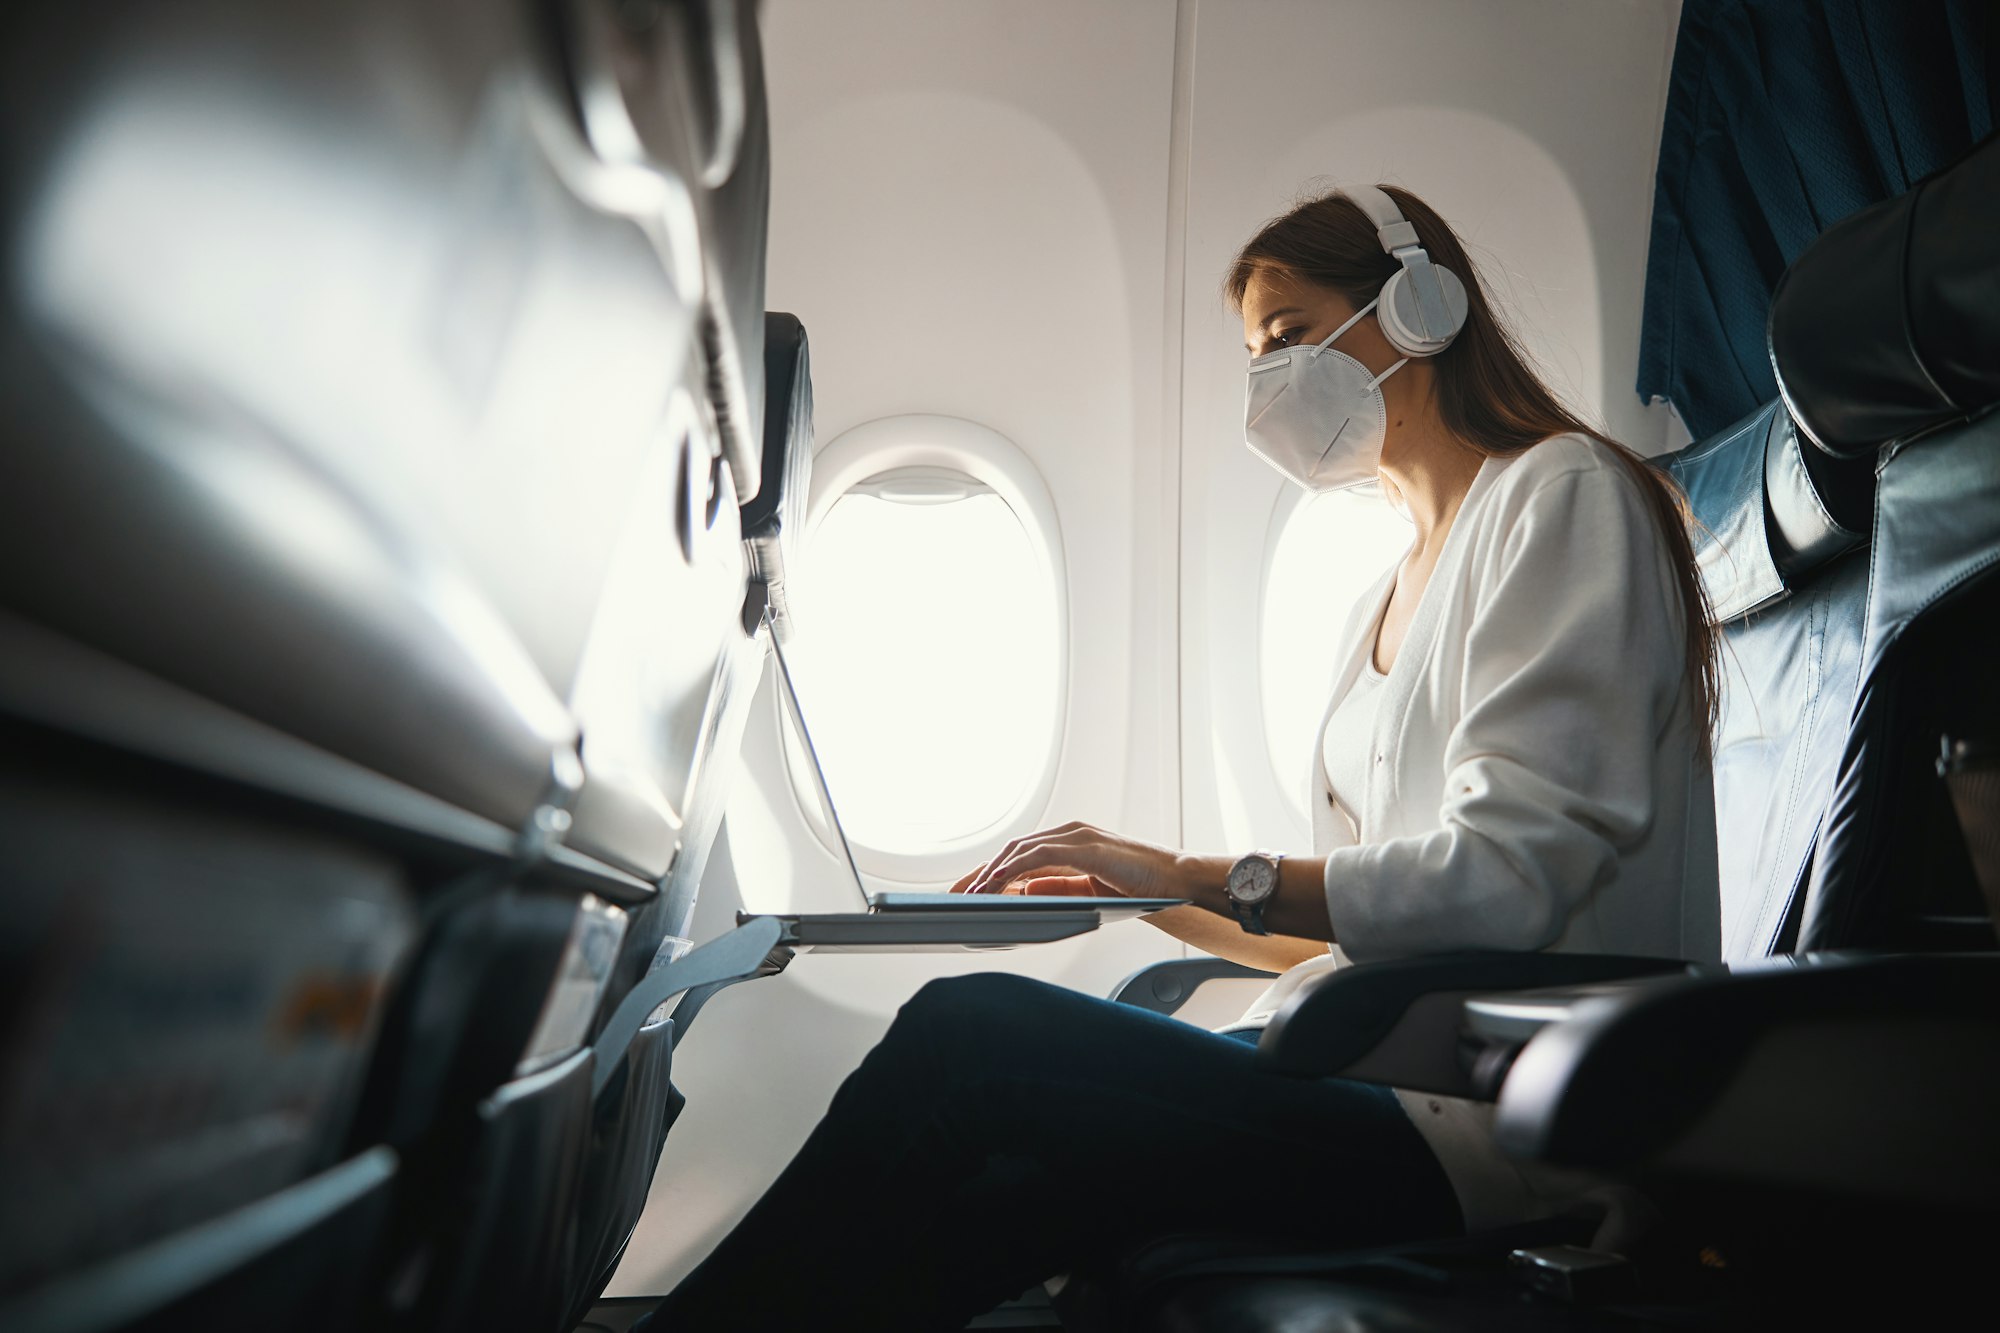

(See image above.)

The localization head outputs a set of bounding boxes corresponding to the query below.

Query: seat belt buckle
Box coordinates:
[1508,1244,1636,1304]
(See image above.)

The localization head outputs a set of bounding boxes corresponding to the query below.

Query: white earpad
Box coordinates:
[1379,264,1469,357]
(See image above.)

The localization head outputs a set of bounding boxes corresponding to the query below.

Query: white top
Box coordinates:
[1223,435,1721,1231]
[1320,660,1386,836]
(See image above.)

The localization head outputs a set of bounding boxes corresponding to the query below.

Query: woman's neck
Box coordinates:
[1380,415,1483,554]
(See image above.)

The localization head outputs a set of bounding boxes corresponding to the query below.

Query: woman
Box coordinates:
[640,185,1720,1331]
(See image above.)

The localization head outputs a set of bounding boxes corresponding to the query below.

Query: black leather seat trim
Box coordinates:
[1662,403,1787,623]
[1762,404,1874,588]
[1770,133,2000,458]
[741,313,811,541]
[1492,954,2000,1198]
[1801,406,2000,951]
[1663,398,1877,625]
[739,312,812,638]
[1260,952,1688,1092]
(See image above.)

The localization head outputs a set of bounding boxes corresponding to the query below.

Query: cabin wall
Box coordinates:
[611,0,1682,1295]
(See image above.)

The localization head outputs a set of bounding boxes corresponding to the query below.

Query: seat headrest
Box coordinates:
[1663,399,1875,623]
[1770,132,2000,459]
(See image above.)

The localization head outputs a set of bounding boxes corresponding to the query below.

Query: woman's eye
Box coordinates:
[1274,327,1305,348]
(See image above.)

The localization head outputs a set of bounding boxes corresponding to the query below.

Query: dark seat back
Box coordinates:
[1803,408,2000,949]
[1661,131,2000,959]
[1769,133,2000,460]
[1772,132,2000,951]
[1664,400,2000,960]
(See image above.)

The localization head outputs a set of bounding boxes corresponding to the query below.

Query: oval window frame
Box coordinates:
[783,413,1069,884]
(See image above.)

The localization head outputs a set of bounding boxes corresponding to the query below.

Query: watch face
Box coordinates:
[1228,854,1278,905]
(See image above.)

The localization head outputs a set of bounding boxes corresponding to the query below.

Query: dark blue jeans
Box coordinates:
[640,972,1460,1331]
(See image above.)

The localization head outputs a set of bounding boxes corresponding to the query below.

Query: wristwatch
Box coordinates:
[1224,850,1284,935]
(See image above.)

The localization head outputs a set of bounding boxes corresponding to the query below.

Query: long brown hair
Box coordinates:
[1226,185,1719,754]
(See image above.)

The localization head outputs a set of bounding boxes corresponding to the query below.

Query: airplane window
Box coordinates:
[788,463,1063,860]
[1259,489,1412,821]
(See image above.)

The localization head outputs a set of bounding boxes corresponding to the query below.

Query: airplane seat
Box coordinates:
[0,2,785,1330]
[581,309,810,1123]
[1667,400,1874,959]
[550,310,812,1330]
[1774,129,2000,953]
[349,21,795,1333]
[1060,133,2000,1333]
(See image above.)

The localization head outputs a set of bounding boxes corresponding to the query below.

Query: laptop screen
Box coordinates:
[761,612,1185,922]
[766,610,874,911]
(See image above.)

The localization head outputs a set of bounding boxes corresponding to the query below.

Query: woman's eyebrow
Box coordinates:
[1246,307,1308,352]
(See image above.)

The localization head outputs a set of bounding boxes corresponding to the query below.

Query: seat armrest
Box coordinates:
[1259,952,1692,1095]
[1108,958,1275,1017]
[1494,953,2000,1206]
[1457,977,1702,1098]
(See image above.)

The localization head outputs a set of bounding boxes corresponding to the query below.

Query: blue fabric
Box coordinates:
[1638,0,1995,438]
[638,973,1459,1331]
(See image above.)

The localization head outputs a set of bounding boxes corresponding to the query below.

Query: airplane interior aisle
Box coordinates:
[3,0,1997,1329]
[611,0,1691,1295]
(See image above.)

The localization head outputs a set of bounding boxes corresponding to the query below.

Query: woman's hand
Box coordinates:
[949,821,1188,899]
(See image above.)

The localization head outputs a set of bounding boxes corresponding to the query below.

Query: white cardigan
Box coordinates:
[1227,434,1721,1229]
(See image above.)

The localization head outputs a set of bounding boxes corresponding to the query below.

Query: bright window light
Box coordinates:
[788,474,1061,853]
[1260,490,1412,820]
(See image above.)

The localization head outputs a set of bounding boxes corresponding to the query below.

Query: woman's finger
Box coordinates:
[988,826,1178,899]
[965,824,1099,893]
[977,841,1121,896]
[968,835,1035,893]
[1014,875,1101,897]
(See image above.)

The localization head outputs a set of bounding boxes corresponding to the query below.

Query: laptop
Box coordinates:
[741,614,1187,951]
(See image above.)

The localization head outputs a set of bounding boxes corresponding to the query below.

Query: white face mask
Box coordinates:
[1243,298,1408,493]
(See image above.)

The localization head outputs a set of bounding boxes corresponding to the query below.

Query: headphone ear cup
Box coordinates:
[1379,264,1469,357]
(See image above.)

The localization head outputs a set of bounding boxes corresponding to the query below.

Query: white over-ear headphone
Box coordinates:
[1345,185,1469,358]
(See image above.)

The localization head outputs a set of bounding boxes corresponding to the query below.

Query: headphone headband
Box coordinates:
[1346,184,1420,253]
[1342,185,1468,356]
